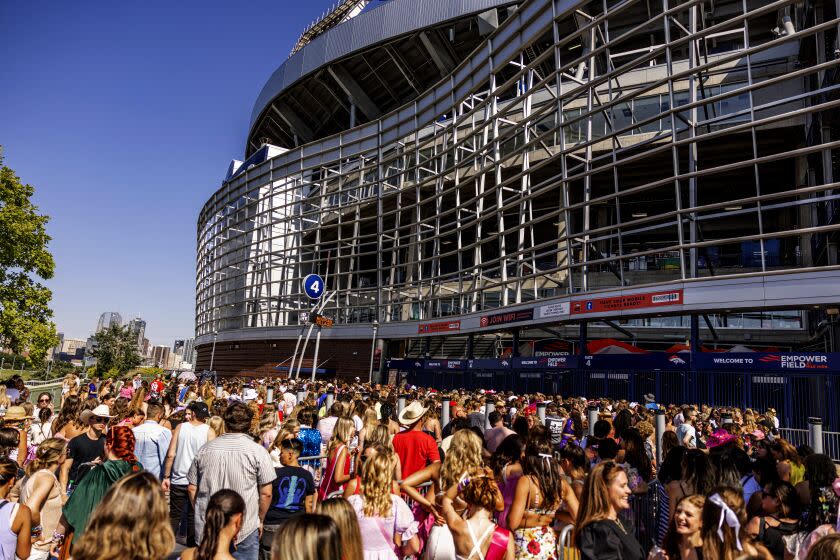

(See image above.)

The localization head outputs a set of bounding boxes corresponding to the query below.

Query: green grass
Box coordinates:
[0,369,45,382]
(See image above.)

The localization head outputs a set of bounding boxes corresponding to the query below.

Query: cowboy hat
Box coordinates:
[80,404,112,424]
[1,406,31,421]
[397,401,429,426]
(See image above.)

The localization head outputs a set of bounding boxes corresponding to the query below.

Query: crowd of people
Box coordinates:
[0,371,834,560]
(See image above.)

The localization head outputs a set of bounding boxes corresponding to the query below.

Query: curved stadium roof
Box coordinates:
[246,0,521,155]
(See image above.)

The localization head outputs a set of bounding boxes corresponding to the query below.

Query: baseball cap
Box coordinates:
[188,401,210,419]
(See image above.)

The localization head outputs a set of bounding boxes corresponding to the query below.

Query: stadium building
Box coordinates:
[196,0,840,420]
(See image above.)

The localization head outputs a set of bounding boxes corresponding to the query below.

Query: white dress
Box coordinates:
[424,524,456,560]
[423,490,456,560]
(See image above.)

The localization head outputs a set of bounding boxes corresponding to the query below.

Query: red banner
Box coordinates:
[418,320,461,334]
[571,289,683,315]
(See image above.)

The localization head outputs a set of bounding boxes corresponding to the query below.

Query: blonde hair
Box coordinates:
[0,387,10,409]
[278,418,300,441]
[259,406,278,436]
[328,417,355,455]
[207,416,225,438]
[25,438,66,476]
[128,386,146,411]
[269,419,300,456]
[574,461,627,543]
[361,449,396,518]
[362,407,379,435]
[73,471,174,560]
[440,429,484,489]
[271,514,342,560]
[317,498,364,560]
[364,424,391,451]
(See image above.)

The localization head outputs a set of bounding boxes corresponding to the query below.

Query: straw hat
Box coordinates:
[1,406,31,421]
[397,401,429,426]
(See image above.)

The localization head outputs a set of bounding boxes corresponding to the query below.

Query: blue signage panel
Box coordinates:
[467,359,512,370]
[385,359,424,370]
[580,352,689,370]
[694,352,840,371]
[424,360,464,370]
[303,274,325,299]
[513,355,578,369]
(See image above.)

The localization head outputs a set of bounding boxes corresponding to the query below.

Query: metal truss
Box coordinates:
[197,0,840,337]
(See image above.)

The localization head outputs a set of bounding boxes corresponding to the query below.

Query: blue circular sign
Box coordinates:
[303,274,325,299]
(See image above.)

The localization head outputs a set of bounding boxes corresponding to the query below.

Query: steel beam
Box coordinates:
[327,64,381,120]
[419,30,455,75]
[271,103,314,143]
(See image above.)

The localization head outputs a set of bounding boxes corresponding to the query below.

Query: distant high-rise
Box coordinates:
[173,339,185,356]
[151,345,171,368]
[128,318,147,350]
[183,338,196,365]
[96,312,122,333]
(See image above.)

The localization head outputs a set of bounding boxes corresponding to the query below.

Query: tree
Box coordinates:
[0,151,58,364]
[90,324,141,377]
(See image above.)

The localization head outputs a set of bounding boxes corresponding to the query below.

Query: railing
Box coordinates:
[777,428,810,447]
[25,380,63,406]
[778,427,840,462]
[558,524,578,559]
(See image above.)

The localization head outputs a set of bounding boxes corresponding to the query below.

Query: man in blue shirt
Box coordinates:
[133,402,172,478]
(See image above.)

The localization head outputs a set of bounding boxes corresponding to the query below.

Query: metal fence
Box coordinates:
[411,369,840,430]
[25,381,63,406]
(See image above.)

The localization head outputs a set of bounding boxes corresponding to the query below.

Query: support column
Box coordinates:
[374,339,386,384]
[484,400,495,430]
[809,417,824,454]
[690,314,700,404]
[655,409,666,465]
[512,329,521,358]
[441,398,450,428]
[537,402,547,425]
[577,322,588,397]
[587,405,599,437]
[424,337,432,358]
[368,322,379,383]
[467,334,475,360]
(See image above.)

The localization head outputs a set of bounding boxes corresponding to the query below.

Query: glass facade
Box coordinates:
[197,0,840,337]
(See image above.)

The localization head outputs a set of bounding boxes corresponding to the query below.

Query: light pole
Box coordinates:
[368,321,379,383]
[209,332,218,372]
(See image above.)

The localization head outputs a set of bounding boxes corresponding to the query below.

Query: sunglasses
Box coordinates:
[92,416,108,423]
[38,399,50,403]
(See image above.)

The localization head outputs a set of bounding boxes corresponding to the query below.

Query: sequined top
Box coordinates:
[298,426,322,459]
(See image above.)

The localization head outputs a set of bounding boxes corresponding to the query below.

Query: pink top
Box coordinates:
[347,494,419,560]
[497,468,521,530]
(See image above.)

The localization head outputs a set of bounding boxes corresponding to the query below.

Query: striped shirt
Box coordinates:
[187,433,276,544]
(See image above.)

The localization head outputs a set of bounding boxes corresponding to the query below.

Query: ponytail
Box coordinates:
[196,489,245,560]
[106,426,137,463]
[196,508,225,560]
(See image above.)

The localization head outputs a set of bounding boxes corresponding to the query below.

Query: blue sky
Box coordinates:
[1,0,334,345]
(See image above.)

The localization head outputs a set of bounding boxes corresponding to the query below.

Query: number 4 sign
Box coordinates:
[303,274,325,299]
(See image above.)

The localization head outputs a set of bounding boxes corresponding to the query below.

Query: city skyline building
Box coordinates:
[150,345,171,369]
[127,318,147,351]
[95,312,122,333]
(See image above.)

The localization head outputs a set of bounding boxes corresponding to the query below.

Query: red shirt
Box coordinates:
[392,429,440,479]
[150,380,164,394]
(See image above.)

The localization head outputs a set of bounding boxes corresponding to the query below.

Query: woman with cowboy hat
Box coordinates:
[1,406,31,468]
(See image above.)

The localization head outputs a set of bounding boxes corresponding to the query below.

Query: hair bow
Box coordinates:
[538,452,553,467]
[708,493,742,551]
